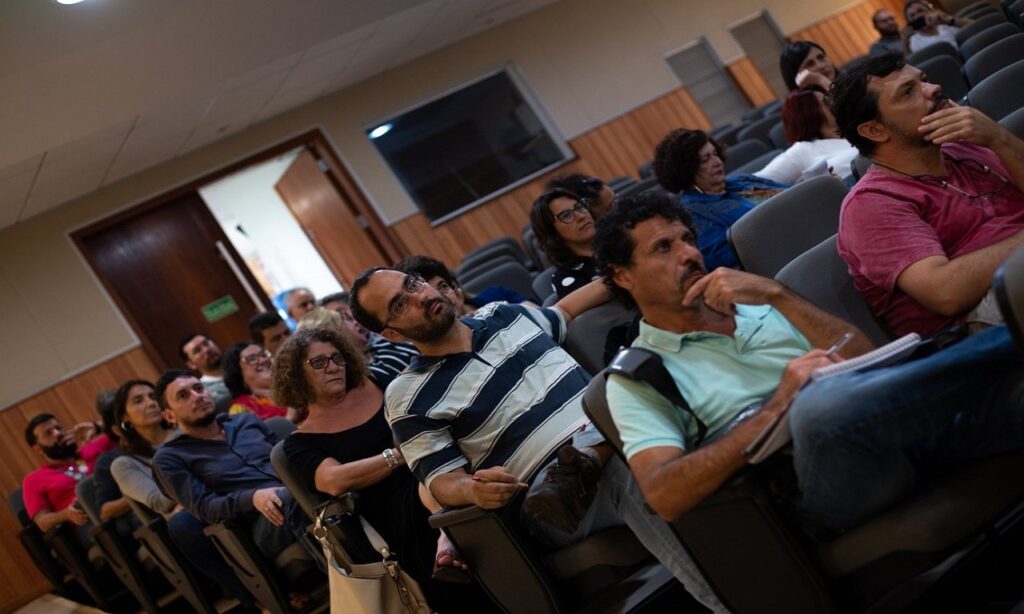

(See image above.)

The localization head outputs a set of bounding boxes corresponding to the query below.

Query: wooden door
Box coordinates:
[77,193,269,370]
[275,148,394,285]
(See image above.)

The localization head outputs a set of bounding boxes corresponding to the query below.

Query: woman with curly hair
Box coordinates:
[653,129,787,270]
[221,341,299,422]
[275,328,479,606]
[530,188,600,298]
[754,87,859,184]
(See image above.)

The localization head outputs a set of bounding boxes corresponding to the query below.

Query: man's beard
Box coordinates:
[206,355,222,371]
[181,411,217,429]
[887,94,949,149]
[41,441,78,460]
[676,261,708,293]
[398,297,457,343]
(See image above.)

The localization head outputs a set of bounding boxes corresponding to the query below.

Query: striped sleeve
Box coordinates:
[385,372,469,488]
[485,302,566,344]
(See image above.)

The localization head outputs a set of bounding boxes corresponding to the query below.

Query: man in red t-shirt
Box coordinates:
[829,52,1024,337]
[22,413,94,532]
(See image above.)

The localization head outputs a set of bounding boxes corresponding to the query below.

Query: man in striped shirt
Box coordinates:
[349,266,725,613]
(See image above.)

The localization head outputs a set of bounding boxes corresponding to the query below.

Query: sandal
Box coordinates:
[432,549,472,584]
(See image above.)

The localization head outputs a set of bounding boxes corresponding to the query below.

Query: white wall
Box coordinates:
[0,0,862,408]
[199,149,343,302]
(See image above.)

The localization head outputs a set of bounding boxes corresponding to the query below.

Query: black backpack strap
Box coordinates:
[606,347,708,447]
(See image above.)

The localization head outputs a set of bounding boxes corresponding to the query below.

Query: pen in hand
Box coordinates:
[824,331,854,360]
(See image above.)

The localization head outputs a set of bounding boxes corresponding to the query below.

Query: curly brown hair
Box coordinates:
[652,129,727,194]
[271,327,368,408]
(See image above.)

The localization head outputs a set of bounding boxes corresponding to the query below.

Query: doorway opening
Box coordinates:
[198,147,341,324]
[74,130,406,370]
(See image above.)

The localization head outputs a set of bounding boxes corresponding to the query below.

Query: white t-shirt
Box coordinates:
[754,138,859,184]
[909,24,961,52]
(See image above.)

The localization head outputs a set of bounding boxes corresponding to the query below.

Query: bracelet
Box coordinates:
[382,448,401,470]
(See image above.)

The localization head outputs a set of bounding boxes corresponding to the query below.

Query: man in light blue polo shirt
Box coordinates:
[595,191,1024,532]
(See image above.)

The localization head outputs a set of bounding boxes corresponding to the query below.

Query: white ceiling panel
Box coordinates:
[0,154,43,228]
[255,83,327,124]
[0,0,562,226]
[21,123,132,220]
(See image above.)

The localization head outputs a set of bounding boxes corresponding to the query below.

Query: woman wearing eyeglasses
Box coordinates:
[277,328,482,609]
[653,129,788,271]
[530,188,601,299]
[221,341,299,422]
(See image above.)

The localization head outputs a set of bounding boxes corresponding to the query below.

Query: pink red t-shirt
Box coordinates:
[22,462,88,520]
[838,142,1024,336]
[80,433,116,473]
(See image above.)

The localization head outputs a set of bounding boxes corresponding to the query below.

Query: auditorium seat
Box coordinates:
[531,266,556,304]
[728,175,847,278]
[906,41,958,67]
[710,123,743,147]
[915,55,969,102]
[963,33,1024,86]
[638,160,655,179]
[616,176,661,199]
[126,500,229,614]
[959,2,1001,19]
[8,488,81,600]
[775,236,892,346]
[736,116,781,149]
[999,105,1024,138]
[849,154,873,183]
[955,0,992,16]
[582,363,1024,614]
[606,176,635,192]
[994,244,1024,353]
[461,259,540,303]
[564,302,637,374]
[958,22,1020,60]
[964,59,1024,120]
[76,478,170,613]
[768,123,789,150]
[724,140,771,174]
[956,12,1006,45]
[728,149,783,177]
[456,237,533,274]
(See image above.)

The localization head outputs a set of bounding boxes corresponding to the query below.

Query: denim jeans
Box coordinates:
[167,510,256,609]
[250,489,307,561]
[520,427,728,613]
[790,325,1024,531]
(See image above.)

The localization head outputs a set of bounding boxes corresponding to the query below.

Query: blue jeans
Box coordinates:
[520,428,728,613]
[790,325,1024,531]
[167,510,256,609]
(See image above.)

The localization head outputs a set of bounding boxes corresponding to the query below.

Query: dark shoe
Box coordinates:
[432,548,472,584]
[521,445,602,534]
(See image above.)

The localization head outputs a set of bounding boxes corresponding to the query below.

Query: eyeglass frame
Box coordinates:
[553,199,591,224]
[912,155,1010,200]
[306,352,346,370]
[241,348,272,365]
[381,274,428,330]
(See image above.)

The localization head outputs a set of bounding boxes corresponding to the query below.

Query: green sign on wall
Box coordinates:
[201,295,239,323]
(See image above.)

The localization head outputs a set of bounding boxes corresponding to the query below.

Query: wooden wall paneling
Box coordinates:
[390,87,711,267]
[0,347,158,611]
[789,0,906,65]
[726,57,779,107]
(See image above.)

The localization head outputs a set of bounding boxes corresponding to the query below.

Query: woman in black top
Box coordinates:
[530,188,601,299]
[274,328,477,603]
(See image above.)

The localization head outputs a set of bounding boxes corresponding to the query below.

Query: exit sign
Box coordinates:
[201,295,239,323]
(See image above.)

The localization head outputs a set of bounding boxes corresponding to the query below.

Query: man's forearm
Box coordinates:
[990,128,1024,191]
[428,471,475,508]
[554,279,611,322]
[100,498,131,521]
[770,287,874,356]
[634,398,789,521]
[34,509,65,533]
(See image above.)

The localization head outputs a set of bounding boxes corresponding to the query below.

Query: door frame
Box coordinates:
[71,129,406,370]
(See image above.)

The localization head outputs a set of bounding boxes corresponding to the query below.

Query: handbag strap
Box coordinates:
[315,501,394,564]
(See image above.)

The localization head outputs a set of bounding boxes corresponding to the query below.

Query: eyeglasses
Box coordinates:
[913,155,1010,200]
[306,352,345,370]
[382,274,427,329]
[554,201,590,224]
[242,349,272,365]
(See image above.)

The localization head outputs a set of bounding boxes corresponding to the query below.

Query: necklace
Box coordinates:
[871,155,1010,200]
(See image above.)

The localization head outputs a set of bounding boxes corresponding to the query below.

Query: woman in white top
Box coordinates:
[903,0,971,53]
[755,87,859,184]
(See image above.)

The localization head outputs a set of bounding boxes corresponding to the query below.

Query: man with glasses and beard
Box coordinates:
[347,267,727,612]
[151,370,307,566]
[22,414,100,534]
[830,52,1024,337]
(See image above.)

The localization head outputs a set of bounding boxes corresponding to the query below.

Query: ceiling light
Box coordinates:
[368,123,393,139]
[56,0,86,4]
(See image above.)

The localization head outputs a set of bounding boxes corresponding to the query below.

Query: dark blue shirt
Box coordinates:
[153,413,281,524]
